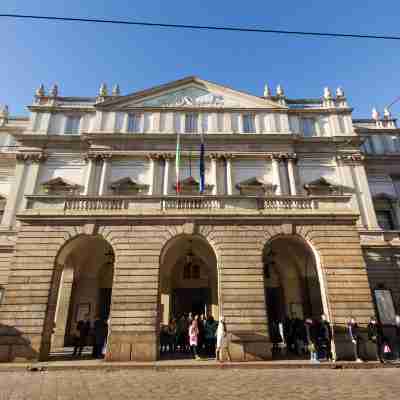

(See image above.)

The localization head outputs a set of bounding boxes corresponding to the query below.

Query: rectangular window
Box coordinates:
[361,137,373,154]
[201,113,208,132]
[376,210,395,230]
[217,113,224,132]
[301,118,316,137]
[185,113,198,133]
[243,114,255,133]
[65,116,81,134]
[127,113,142,133]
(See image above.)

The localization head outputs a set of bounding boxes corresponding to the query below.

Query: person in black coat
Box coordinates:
[394,315,400,361]
[348,317,363,362]
[73,313,91,357]
[367,316,384,363]
[318,314,333,361]
[305,318,319,362]
[92,316,108,359]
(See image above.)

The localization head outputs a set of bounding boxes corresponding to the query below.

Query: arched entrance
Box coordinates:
[49,234,114,359]
[159,234,218,358]
[263,235,327,357]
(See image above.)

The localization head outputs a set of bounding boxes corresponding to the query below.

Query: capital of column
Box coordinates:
[220,153,236,160]
[272,152,297,162]
[207,152,225,160]
[16,151,48,163]
[146,152,163,161]
[83,152,113,163]
[159,152,175,161]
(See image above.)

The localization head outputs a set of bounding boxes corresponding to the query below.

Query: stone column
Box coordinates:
[83,157,94,195]
[278,154,290,195]
[146,153,160,196]
[225,154,234,195]
[98,154,112,196]
[209,154,218,195]
[51,264,74,350]
[272,154,282,195]
[287,154,298,195]
[162,154,172,196]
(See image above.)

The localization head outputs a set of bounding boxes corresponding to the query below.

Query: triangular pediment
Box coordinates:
[110,177,149,193]
[40,177,81,194]
[97,76,286,110]
[304,177,351,195]
[173,176,213,193]
[236,177,277,195]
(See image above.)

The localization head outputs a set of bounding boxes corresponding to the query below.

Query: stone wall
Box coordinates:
[0,217,375,362]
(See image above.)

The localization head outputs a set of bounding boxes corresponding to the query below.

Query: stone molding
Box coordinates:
[336,153,365,163]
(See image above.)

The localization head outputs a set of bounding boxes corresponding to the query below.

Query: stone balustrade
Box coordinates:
[23,194,353,217]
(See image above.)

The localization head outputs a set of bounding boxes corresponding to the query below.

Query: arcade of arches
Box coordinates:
[49,233,326,360]
[0,221,376,363]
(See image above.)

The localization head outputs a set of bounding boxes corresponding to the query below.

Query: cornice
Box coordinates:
[16,151,48,163]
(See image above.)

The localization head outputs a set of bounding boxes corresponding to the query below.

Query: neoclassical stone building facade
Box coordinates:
[0,76,398,362]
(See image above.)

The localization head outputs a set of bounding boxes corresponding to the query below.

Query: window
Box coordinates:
[301,118,316,137]
[243,114,255,133]
[376,210,395,230]
[393,136,400,152]
[65,116,81,134]
[361,137,374,154]
[127,113,142,133]
[201,113,208,132]
[0,287,4,305]
[183,264,201,280]
[217,113,224,132]
[185,113,198,133]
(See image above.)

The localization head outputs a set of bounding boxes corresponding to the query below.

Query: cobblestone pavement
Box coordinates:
[0,368,399,400]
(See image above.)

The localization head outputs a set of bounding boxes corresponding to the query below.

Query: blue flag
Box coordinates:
[199,132,205,193]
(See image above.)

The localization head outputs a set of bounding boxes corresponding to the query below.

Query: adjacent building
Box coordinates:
[0,76,398,362]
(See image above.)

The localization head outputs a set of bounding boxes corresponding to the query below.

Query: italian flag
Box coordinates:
[175,131,181,194]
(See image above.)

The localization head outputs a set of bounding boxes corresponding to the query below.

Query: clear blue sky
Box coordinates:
[1,1,399,118]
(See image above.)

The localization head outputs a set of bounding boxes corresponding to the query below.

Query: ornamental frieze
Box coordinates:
[83,152,113,162]
[336,153,365,163]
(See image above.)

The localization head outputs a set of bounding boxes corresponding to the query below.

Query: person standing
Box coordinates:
[216,317,232,362]
[367,316,384,363]
[189,318,200,360]
[319,314,333,362]
[305,318,319,363]
[73,313,91,357]
[92,316,107,359]
[394,315,400,361]
[348,317,363,362]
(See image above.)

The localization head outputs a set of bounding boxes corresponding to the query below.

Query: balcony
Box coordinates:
[22,194,354,219]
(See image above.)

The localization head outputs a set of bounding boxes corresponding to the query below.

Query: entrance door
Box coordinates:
[172,288,210,317]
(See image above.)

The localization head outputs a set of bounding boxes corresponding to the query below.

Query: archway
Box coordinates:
[50,234,115,359]
[159,234,218,359]
[263,235,326,358]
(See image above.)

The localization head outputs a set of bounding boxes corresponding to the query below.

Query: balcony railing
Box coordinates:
[23,194,353,217]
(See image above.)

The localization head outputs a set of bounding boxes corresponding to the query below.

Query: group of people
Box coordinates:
[270,314,333,362]
[72,313,109,359]
[348,315,400,363]
[160,313,230,361]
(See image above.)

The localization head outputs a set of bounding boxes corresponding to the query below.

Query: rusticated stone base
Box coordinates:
[225,334,272,361]
[105,332,158,361]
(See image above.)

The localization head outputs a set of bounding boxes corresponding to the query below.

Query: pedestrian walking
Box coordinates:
[348,317,363,362]
[367,316,384,363]
[73,313,91,357]
[216,317,231,362]
[189,318,200,360]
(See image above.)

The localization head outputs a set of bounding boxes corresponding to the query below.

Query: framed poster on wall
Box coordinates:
[75,303,90,322]
[374,289,396,325]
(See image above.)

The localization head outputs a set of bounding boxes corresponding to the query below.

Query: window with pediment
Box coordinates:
[301,117,316,137]
[373,193,397,230]
[236,177,276,196]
